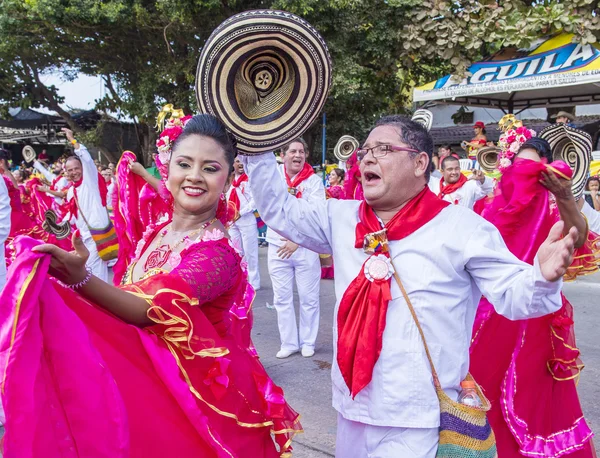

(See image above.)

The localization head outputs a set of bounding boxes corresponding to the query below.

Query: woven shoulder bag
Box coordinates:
[390,261,498,458]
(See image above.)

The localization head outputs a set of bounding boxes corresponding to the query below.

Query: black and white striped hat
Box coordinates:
[196,10,332,155]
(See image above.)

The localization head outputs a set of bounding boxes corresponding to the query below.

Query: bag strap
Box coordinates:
[72,189,92,230]
[389,260,442,390]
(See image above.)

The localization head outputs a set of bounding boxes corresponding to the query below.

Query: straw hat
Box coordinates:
[22,145,36,163]
[476,146,500,173]
[42,210,71,239]
[550,111,576,122]
[538,123,592,197]
[411,109,433,132]
[196,10,332,155]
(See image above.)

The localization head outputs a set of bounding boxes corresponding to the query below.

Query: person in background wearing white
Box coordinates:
[429,155,494,209]
[34,159,69,205]
[266,138,325,359]
[227,156,260,290]
[243,115,575,457]
[0,171,11,291]
[62,128,110,282]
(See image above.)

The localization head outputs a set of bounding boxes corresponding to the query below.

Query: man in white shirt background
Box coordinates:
[429,155,494,209]
[62,128,110,282]
[227,156,261,290]
[266,138,325,359]
[243,115,576,457]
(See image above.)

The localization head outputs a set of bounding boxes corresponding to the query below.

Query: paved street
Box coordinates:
[250,246,600,457]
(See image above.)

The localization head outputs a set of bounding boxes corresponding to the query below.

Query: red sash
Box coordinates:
[284,163,314,198]
[337,187,449,397]
[228,173,248,212]
[438,174,468,199]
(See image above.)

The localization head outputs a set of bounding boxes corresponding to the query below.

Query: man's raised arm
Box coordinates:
[242,153,332,254]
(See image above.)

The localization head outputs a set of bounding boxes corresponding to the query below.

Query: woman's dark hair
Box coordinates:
[331,167,345,182]
[481,128,487,135]
[518,137,553,163]
[172,114,237,173]
[0,148,10,163]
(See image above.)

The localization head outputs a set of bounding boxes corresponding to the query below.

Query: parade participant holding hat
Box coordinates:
[243,114,575,457]
[462,121,488,160]
[428,155,494,209]
[226,156,261,290]
[61,128,112,282]
[471,133,596,458]
[552,110,576,126]
[0,113,302,457]
[266,138,325,358]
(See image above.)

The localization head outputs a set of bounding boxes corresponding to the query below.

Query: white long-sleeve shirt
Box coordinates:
[243,153,563,428]
[265,164,325,247]
[429,176,495,209]
[65,144,109,239]
[581,200,600,234]
[0,177,11,290]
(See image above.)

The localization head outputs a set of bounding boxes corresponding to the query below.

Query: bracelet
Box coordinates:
[70,139,78,145]
[58,266,92,289]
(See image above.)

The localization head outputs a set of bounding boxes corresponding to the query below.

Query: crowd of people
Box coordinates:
[0,108,598,457]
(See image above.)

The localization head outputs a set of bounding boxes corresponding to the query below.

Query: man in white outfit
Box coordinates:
[428,155,494,209]
[267,139,324,359]
[0,172,11,291]
[62,129,110,282]
[227,156,261,290]
[33,160,69,206]
[243,116,575,457]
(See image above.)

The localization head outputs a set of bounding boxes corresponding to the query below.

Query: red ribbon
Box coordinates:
[337,187,449,398]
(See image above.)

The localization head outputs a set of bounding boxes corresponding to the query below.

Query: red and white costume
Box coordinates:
[429,174,494,209]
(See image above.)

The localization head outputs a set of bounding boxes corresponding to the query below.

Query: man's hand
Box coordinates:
[277,239,299,259]
[37,185,49,193]
[61,128,76,143]
[540,171,572,200]
[470,169,485,184]
[537,221,577,282]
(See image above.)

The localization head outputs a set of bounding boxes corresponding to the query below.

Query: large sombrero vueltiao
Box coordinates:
[476,146,500,173]
[538,123,593,198]
[196,10,332,155]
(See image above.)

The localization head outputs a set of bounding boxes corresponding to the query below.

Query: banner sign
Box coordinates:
[414,34,600,103]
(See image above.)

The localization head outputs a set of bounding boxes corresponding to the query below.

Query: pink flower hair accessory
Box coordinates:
[154,104,193,178]
[497,114,536,172]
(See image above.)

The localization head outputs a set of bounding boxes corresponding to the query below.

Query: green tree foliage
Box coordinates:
[0,0,597,164]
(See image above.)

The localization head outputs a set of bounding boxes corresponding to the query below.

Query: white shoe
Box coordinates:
[301,347,315,358]
[276,348,298,359]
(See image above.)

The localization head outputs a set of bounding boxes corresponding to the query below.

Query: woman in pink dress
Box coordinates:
[325,168,346,200]
[0,114,301,458]
[470,137,597,458]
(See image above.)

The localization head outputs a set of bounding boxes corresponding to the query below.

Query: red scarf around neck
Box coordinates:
[438,173,468,199]
[284,163,314,198]
[228,173,248,212]
[68,174,108,218]
[337,187,449,398]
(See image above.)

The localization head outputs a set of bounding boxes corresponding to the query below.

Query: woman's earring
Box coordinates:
[220,192,226,201]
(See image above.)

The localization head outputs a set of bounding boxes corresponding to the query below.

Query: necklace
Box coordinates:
[143,217,217,271]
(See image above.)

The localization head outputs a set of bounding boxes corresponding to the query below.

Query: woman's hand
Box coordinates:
[540,171,572,201]
[32,231,90,285]
[128,161,146,177]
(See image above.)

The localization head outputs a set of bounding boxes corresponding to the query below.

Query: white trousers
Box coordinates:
[335,414,439,458]
[229,221,261,290]
[267,244,320,351]
[83,235,109,283]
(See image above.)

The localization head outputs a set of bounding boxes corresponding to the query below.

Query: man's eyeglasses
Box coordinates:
[356,144,420,161]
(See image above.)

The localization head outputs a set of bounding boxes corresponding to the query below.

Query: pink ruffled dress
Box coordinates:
[470,158,597,458]
[0,225,301,458]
